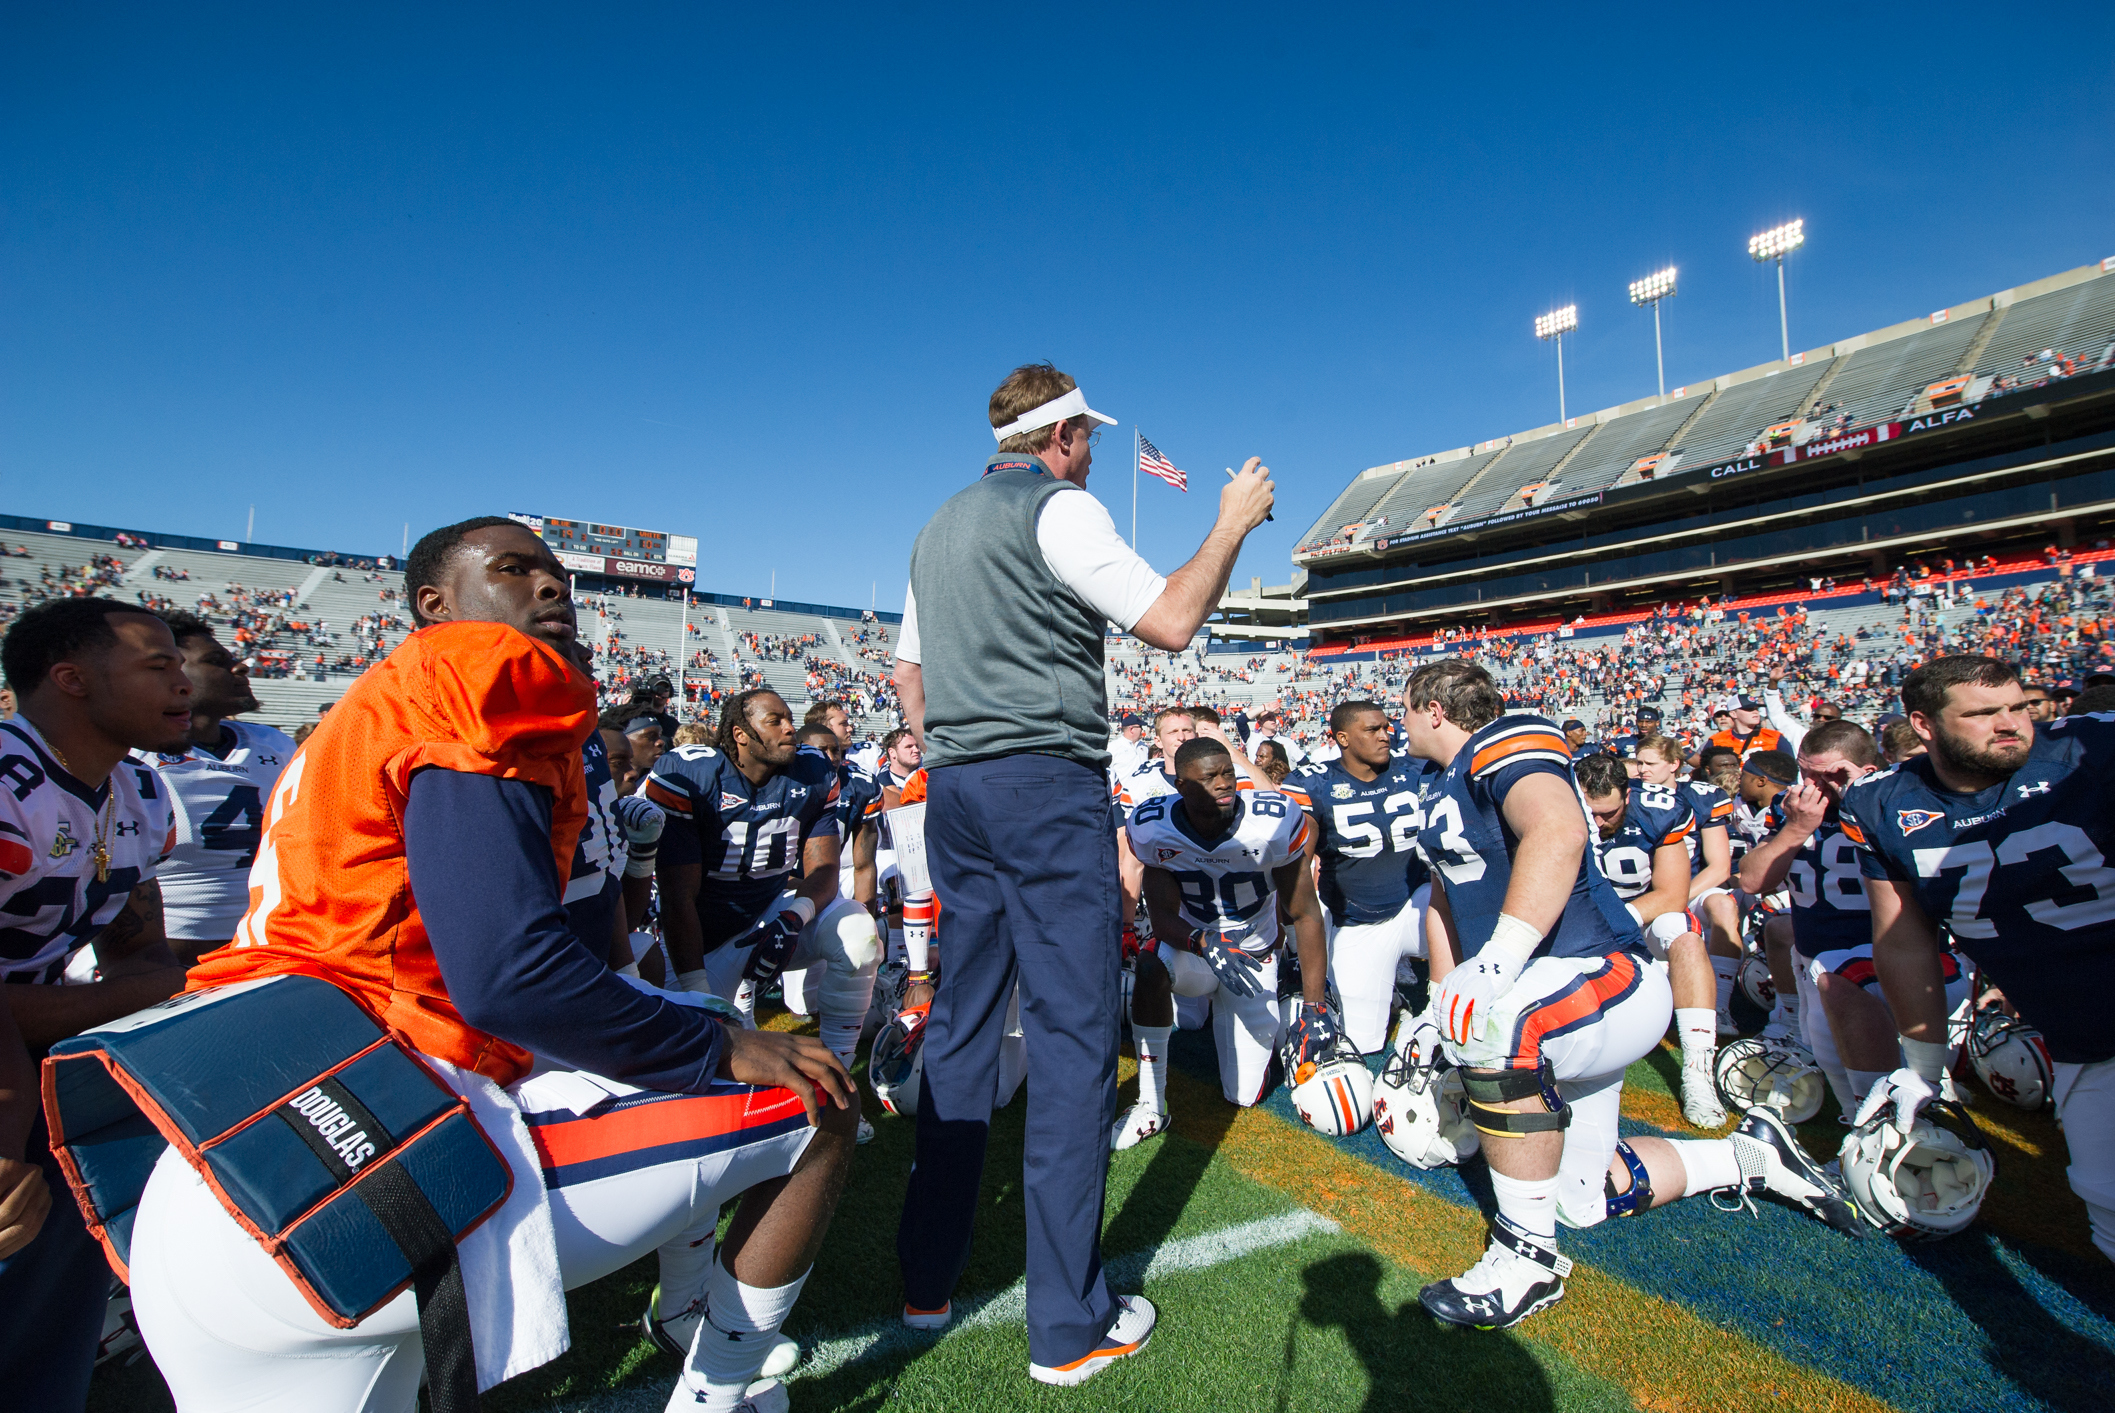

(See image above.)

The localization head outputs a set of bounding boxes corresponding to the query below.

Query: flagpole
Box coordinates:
[1132,426,1140,549]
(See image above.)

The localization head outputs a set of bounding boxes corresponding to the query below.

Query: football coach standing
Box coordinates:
[892,362,1274,1385]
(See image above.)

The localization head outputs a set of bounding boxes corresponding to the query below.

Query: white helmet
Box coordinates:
[870,1004,929,1117]
[1965,1009,2054,1110]
[1739,954,1777,1010]
[1371,1015,1478,1168]
[1290,1055,1374,1137]
[1837,1097,1996,1240]
[1713,1037,1826,1124]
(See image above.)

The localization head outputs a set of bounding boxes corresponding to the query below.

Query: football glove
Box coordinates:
[612,795,665,879]
[1121,923,1142,965]
[1190,928,1264,998]
[1853,1067,1936,1136]
[740,908,808,985]
[1433,950,1526,1053]
[1282,1004,1341,1076]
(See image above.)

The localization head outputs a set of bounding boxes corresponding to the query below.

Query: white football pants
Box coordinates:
[1326,886,1429,1055]
[716,893,881,1033]
[128,1068,814,1413]
[1162,943,1283,1106]
[2054,1058,2115,1263]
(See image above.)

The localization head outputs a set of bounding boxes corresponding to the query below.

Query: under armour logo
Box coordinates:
[2017,781,2052,798]
[1462,1296,1497,1316]
[256,754,281,766]
[113,821,140,836]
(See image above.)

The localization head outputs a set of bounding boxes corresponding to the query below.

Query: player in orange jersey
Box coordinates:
[134,518,853,1413]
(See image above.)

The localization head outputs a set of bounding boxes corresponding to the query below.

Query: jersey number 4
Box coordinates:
[199,785,264,865]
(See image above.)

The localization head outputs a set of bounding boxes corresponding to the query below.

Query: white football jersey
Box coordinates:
[1124,789,1312,954]
[0,718,174,983]
[138,721,297,941]
[1117,758,1179,817]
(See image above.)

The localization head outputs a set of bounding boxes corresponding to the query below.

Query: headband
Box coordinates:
[991,386,1117,443]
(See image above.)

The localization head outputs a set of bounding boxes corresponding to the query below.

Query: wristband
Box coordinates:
[906,969,936,986]
[783,896,817,928]
[1485,912,1543,966]
[1624,902,1644,927]
[1900,1037,1950,1083]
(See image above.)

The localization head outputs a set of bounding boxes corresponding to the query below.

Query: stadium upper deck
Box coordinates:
[1297,257,2115,647]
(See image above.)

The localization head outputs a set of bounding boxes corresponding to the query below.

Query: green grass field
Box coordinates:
[89,1005,2115,1413]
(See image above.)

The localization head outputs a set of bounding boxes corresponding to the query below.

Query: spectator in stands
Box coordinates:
[2022,681,2056,721]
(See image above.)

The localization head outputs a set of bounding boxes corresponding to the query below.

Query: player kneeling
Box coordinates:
[1397,660,1862,1332]
[116,520,855,1413]
[1112,737,1329,1148]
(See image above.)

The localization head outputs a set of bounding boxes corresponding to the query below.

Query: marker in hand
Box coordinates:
[1227,467,1274,521]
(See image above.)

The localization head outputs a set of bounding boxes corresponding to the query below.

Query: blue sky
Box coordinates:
[5,4,2111,609]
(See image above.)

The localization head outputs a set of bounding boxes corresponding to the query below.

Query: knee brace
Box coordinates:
[1604,1140,1654,1219]
[1461,1060,1571,1138]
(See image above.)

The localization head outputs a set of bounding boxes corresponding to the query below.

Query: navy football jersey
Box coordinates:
[1679,780,1734,880]
[1765,797,1872,961]
[563,729,625,947]
[1592,782,1695,901]
[834,757,882,838]
[1291,755,1434,925]
[1602,733,1641,760]
[645,743,842,949]
[1414,714,1640,961]
[1845,713,2115,1062]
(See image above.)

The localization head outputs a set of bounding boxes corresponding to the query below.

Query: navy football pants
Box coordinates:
[897,756,1121,1367]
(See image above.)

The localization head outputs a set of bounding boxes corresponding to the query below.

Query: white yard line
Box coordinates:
[543,1209,1339,1411]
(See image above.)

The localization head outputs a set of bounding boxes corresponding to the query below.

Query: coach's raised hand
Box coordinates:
[1131,455,1278,651]
[1222,457,1275,533]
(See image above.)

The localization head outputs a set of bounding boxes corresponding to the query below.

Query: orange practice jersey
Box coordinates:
[1708,726,1785,757]
[188,621,598,1087]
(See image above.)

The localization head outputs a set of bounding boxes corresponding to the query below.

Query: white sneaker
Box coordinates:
[1681,1059,1728,1128]
[856,1115,875,1145]
[1110,1102,1170,1151]
[1716,1008,1741,1038]
[1418,1216,1571,1329]
[1029,1294,1157,1386]
[902,1300,952,1331]
[1728,1106,1864,1235]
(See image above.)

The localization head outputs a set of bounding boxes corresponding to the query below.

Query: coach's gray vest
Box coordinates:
[909,455,1111,773]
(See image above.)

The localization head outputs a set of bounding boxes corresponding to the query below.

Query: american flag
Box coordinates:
[1138,434,1188,491]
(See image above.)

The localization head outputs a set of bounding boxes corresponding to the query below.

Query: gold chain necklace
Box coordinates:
[47,741,118,883]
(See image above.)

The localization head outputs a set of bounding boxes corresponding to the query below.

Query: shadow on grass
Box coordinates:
[1295,1251,1553,1412]
[1909,1228,2115,1413]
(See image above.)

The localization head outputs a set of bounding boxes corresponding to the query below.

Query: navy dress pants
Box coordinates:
[896,755,1121,1368]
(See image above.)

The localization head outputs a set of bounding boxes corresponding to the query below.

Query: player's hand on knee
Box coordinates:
[720,1024,853,1125]
[1197,932,1264,998]
[1434,951,1525,1052]
[740,907,808,985]
[0,1156,52,1261]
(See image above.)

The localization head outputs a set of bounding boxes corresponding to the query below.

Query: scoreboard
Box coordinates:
[509,512,698,584]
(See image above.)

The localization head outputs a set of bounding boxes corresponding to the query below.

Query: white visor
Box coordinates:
[991,387,1117,443]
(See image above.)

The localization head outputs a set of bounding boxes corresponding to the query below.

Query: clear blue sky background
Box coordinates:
[5,4,2111,610]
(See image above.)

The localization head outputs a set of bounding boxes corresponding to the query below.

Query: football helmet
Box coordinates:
[1739,953,1776,1010]
[1372,1013,1478,1168]
[870,1002,930,1117]
[1290,1055,1374,1138]
[1836,1095,1995,1240]
[1965,1008,2053,1110]
[1713,1036,1826,1124]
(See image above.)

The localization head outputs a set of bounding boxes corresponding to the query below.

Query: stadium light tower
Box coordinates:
[1628,266,1677,399]
[1534,304,1579,422]
[1749,219,1805,362]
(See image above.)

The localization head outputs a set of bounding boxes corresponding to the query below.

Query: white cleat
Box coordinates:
[642,1285,797,1377]
[902,1300,952,1331]
[1681,1060,1728,1128]
[1110,1102,1171,1151]
[665,1375,789,1412]
[1418,1215,1570,1329]
[856,1115,875,1145]
[1716,1008,1742,1038]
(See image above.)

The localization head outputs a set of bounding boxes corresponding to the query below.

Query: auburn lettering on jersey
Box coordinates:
[1293,755,1433,925]
[1125,790,1311,954]
[1844,712,2115,1063]
[0,718,175,984]
[138,719,294,942]
[1415,714,1640,961]
[645,743,841,949]
[186,621,597,1086]
[1593,783,1695,901]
